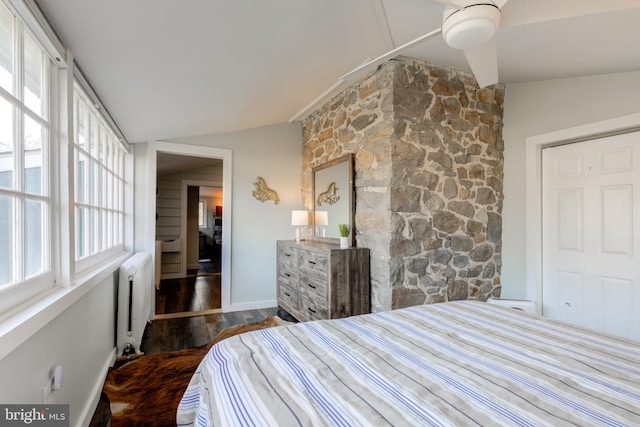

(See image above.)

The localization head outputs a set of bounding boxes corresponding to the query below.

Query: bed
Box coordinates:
[177,300,640,426]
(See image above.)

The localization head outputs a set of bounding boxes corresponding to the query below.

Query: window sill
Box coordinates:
[0,251,132,361]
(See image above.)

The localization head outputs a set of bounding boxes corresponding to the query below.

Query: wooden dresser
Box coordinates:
[276,240,370,322]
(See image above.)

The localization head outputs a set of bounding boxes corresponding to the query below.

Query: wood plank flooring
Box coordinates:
[155,260,222,316]
[140,307,280,354]
[155,274,221,315]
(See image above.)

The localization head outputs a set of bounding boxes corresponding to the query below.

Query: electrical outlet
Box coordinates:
[42,381,53,404]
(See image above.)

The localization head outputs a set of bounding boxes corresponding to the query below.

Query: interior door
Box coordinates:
[542,132,640,340]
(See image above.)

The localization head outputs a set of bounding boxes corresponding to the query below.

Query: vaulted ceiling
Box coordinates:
[35,0,640,143]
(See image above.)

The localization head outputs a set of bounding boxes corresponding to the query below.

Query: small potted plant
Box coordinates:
[338,224,350,249]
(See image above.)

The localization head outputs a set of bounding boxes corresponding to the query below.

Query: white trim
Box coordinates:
[75,245,126,278]
[6,0,66,65]
[73,68,129,151]
[0,251,131,361]
[77,347,116,427]
[525,112,640,315]
[145,141,232,315]
[54,49,75,289]
[228,299,278,313]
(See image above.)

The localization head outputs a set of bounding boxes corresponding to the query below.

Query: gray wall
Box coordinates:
[135,122,303,309]
[0,274,116,426]
[169,123,303,307]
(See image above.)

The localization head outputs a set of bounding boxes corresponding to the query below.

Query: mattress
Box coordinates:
[177,300,640,426]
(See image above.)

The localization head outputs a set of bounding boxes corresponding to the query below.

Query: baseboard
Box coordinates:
[77,347,116,427]
[227,299,277,313]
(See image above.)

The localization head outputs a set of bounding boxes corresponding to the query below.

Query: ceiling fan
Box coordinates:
[343,0,510,88]
[290,0,509,121]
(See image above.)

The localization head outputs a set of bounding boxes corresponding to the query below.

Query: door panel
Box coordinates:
[542,132,640,340]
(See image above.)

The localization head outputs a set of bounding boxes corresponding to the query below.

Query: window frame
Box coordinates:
[0,0,133,351]
[198,198,207,228]
[72,83,128,276]
[0,1,56,314]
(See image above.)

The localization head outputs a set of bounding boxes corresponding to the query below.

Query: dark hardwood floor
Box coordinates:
[140,307,280,354]
[155,259,222,315]
[155,275,221,314]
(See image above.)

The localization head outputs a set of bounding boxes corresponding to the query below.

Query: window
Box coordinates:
[0,0,53,310]
[73,84,126,272]
[0,0,132,329]
[198,199,207,228]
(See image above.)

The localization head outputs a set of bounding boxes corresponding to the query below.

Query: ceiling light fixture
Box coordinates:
[442,4,501,50]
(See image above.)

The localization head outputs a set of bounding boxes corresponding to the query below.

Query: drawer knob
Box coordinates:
[308,307,316,314]
[307,283,316,289]
[284,292,291,297]
[285,253,291,257]
[308,261,316,265]
[284,273,291,277]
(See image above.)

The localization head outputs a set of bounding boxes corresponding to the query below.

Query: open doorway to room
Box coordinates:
[155,152,224,319]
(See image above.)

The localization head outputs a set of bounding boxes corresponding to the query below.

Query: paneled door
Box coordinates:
[542,132,640,340]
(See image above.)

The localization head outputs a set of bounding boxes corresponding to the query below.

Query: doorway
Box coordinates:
[148,144,232,319]
[155,180,223,319]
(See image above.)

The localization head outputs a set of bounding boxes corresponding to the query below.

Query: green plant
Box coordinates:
[338,224,350,237]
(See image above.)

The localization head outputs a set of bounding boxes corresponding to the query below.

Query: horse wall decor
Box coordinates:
[317,182,340,206]
[252,176,280,204]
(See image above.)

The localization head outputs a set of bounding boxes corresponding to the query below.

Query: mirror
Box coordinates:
[312,154,354,246]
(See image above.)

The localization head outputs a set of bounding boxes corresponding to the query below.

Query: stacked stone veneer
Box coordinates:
[301,57,505,312]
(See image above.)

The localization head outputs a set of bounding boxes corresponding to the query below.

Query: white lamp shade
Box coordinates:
[315,211,328,226]
[291,210,309,226]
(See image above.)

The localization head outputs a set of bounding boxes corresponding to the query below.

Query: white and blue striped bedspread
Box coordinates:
[177,301,640,426]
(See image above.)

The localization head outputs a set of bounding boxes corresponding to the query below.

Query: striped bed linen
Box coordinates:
[177,301,640,426]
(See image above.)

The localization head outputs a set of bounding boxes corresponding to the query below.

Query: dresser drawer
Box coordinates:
[278,265,298,287]
[299,294,328,321]
[277,244,298,270]
[278,283,298,309]
[299,271,328,300]
[298,249,328,277]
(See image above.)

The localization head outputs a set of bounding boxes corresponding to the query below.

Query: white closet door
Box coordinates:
[542,132,640,340]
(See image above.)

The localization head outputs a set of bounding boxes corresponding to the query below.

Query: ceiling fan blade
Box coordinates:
[492,0,510,9]
[340,28,442,81]
[462,35,498,87]
[431,0,465,10]
[433,0,510,11]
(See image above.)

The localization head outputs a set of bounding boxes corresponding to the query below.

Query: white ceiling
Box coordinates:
[35,0,640,143]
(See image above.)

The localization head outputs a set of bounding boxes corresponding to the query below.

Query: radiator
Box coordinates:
[117,252,152,356]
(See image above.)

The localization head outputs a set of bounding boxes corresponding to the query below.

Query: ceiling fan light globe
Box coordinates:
[442,4,501,50]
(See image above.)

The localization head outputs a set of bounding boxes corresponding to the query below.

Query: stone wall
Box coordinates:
[302,57,505,312]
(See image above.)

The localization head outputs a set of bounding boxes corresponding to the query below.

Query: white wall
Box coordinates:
[0,274,116,426]
[135,122,303,309]
[501,70,640,299]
